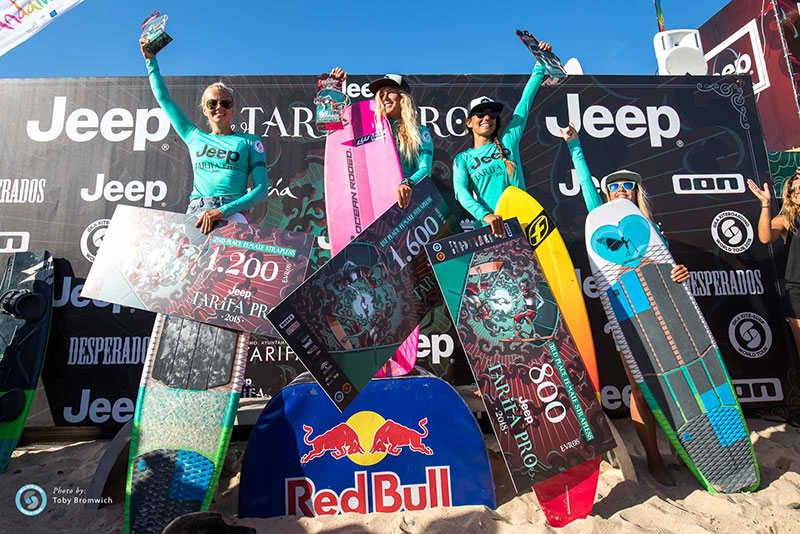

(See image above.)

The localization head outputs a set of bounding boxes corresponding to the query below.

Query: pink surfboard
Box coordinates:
[324,99,419,377]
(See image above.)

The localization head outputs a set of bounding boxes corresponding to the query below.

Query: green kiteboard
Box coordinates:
[0,251,54,472]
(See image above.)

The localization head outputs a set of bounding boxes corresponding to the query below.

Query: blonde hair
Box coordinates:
[375,88,422,162]
[780,176,800,235]
[201,81,234,106]
[603,180,654,221]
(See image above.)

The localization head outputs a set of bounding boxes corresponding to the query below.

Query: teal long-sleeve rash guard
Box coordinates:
[390,117,434,185]
[452,63,546,226]
[146,58,268,217]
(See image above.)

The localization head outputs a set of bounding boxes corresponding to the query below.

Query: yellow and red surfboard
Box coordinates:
[495,186,601,527]
[496,187,599,391]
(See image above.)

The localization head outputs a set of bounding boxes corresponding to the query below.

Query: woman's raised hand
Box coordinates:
[560,122,578,143]
[747,179,772,207]
[538,41,553,53]
[329,67,347,80]
[139,38,156,60]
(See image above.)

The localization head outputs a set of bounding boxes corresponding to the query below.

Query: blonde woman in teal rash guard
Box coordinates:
[328,67,433,209]
[140,38,268,233]
[561,122,690,486]
[452,41,551,237]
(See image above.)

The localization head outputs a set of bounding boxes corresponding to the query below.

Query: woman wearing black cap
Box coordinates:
[451,41,552,237]
[329,68,433,208]
[561,123,688,486]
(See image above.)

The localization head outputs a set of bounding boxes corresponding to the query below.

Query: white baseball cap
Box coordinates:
[468,96,503,116]
[600,170,643,194]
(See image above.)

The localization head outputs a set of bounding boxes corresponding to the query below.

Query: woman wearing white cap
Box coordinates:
[561,123,688,486]
[451,41,552,237]
[328,68,433,208]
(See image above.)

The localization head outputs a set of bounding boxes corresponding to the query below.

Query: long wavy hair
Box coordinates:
[781,175,800,235]
[468,115,516,179]
[603,180,654,221]
[375,88,422,162]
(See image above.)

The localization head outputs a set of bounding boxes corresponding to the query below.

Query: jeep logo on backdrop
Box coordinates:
[26,96,170,151]
[704,19,770,93]
[80,173,167,208]
[545,93,681,147]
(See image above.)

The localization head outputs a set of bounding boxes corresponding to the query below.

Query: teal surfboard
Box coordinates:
[124,314,248,534]
[585,199,758,493]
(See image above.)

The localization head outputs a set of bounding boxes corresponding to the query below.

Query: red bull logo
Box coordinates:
[300,412,433,465]
[287,411,449,516]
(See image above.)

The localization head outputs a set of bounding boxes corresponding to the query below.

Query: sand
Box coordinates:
[1,418,799,534]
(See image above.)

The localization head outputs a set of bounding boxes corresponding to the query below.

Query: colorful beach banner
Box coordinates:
[0,0,83,57]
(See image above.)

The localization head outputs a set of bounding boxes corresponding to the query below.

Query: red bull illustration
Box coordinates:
[369,418,433,456]
[300,423,366,463]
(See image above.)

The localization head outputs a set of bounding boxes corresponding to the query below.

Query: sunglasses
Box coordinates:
[607,181,638,192]
[205,99,233,110]
[472,110,500,119]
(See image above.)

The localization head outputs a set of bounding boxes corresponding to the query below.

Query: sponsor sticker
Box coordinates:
[80,219,111,263]
[728,311,772,359]
[711,210,753,254]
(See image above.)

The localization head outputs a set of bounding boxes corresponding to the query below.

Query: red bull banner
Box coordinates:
[699,0,800,151]
[238,373,495,517]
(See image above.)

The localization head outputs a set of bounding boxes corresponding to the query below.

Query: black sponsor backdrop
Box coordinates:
[0,72,795,427]
[700,0,800,152]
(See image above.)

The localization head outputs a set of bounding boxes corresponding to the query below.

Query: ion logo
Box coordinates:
[545,93,681,147]
[672,174,745,195]
[15,484,47,516]
[710,211,753,254]
[704,19,770,94]
[0,231,30,253]
[728,312,772,359]
[732,378,783,402]
[80,219,111,263]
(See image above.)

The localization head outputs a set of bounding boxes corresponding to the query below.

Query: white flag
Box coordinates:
[0,0,84,57]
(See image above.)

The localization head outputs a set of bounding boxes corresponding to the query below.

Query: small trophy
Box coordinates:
[141,11,173,54]
[314,73,348,132]
[516,30,567,86]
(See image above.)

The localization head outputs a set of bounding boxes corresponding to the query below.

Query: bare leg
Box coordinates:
[787,317,800,358]
[619,352,676,486]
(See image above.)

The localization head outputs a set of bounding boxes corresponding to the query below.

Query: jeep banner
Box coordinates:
[0,71,795,427]
[699,0,800,151]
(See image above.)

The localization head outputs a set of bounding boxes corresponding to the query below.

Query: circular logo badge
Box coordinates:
[728,312,772,359]
[80,219,111,263]
[436,251,446,261]
[711,211,753,254]
[16,484,46,516]
[334,391,344,402]
[254,140,264,153]
[342,383,352,394]
[432,243,442,252]
[422,129,432,144]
